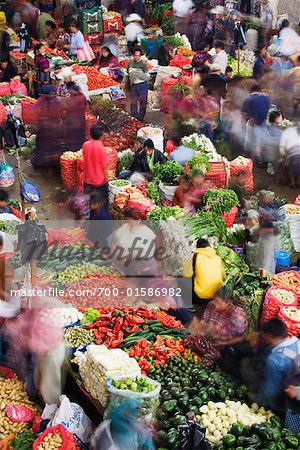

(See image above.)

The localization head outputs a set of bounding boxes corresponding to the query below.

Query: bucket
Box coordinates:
[137,126,164,153]
[159,180,177,202]
[108,180,131,204]
[275,250,290,269]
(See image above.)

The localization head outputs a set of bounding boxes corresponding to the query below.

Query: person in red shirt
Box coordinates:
[82,125,108,197]
[173,174,191,208]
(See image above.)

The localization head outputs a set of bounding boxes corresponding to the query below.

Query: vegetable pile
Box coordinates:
[204,189,239,215]
[112,376,156,393]
[147,206,184,220]
[72,64,118,90]
[64,326,94,348]
[183,211,227,242]
[153,161,183,180]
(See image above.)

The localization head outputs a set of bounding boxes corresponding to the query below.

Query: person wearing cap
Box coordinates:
[202,63,227,101]
[123,47,149,122]
[124,13,144,55]
[212,40,228,75]
[130,138,167,176]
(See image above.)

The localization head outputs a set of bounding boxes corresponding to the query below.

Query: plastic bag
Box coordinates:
[50,395,93,444]
[105,376,160,420]
[10,78,27,95]
[0,161,14,187]
[6,403,35,422]
[0,82,11,96]
[33,424,80,450]
[169,54,191,69]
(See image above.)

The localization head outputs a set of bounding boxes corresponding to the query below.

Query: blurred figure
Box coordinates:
[36,10,55,40]
[90,399,154,450]
[173,0,195,35]
[243,83,271,159]
[224,65,233,82]
[0,30,11,59]
[253,47,268,79]
[56,67,79,97]
[285,385,300,433]
[192,65,211,94]
[262,109,282,175]
[123,47,149,121]
[256,190,282,274]
[170,137,196,166]
[130,0,145,20]
[191,42,212,70]
[280,121,300,187]
[87,192,113,248]
[173,174,192,208]
[202,63,227,101]
[55,23,70,50]
[260,0,273,47]
[0,12,18,42]
[188,169,216,210]
[256,319,300,414]
[82,125,108,196]
[65,22,84,58]
[0,57,17,82]
[45,20,58,48]
[183,238,225,318]
[277,19,300,57]
[124,14,144,55]
[5,302,66,405]
[271,53,293,75]
[34,43,51,89]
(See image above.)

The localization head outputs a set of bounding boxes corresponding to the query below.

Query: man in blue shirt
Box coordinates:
[170,138,196,166]
[68,22,84,57]
[257,319,300,413]
[242,84,271,125]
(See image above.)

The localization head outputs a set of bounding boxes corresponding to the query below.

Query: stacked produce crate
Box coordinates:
[79,6,103,50]
[9,51,26,75]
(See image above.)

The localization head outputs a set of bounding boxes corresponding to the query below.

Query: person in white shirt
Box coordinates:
[124,13,144,54]
[213,41,228,76]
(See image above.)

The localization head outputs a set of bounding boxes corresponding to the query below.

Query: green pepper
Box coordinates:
[270,416,283,429]
[223,434,236,447]
[264,443,277,450]
[283,435,299,449]
[230,423,244,436]
[271,428,282,440]
[164,429,179,447]
[162,400,177,414]
[258,425,274,441]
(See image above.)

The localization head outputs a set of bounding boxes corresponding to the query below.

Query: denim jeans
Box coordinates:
[131,82,148,122]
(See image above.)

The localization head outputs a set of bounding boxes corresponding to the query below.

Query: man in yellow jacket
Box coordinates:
[183,238,225,317]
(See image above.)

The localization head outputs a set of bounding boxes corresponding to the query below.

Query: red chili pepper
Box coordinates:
[139,339,148,349]
[112,317,123,334]
[116,330,124,340]
[165,338,177,348]
[95,339,103,345]
[110,339,124,348]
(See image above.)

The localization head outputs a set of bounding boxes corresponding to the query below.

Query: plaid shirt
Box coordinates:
[192,51,212,68]
[203,302,247,338]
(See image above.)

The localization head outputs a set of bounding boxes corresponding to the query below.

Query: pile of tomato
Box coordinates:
[72,65,118,91]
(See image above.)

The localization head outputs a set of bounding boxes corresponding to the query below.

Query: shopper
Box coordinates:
[202,63,227,101]
[130,138,167,175]
[191,42,212,69]
[253,47,268,79]
[123,47,149,122]
[34,42,51,89]
[0,57,17,82]
[280,121,300,188]
[87,192,113,249]
[256,319,300,414]
[212,40,228,75]
[82,125,108,196]
[124,13,144,55]
[183,238,225,317]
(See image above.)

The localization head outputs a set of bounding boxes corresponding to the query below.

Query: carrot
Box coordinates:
[0,434,15,450]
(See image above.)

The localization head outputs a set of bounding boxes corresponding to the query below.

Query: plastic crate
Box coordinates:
[85,32,103,45]
[80,20,102,34]
[79,6,102,22]
[103,15,122,33]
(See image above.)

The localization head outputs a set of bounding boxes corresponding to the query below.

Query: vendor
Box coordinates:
[34,43,51,88]
[99,46,121,80]
[130,139,167,176]
[0,57,17,82]
[45,20,59,49]
[55,23,70,50]
[173,174,191,209]
[65,21,84,58]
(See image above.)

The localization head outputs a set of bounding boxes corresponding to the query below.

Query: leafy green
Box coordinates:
[182,211,227,242]
[217,245,249,282]
[153,161,183,180]
[170,83,191,97]
[117,150,134,172]
[150,3,172,24]
[0,220,19,235]
[161,14,175,35]
[147,206,184,220]
[186,156,210,175]
[146,181,162,205]
[165,35,185,48]
[10,430,36,450]
[203,189,239,214]
[80,308,100,325]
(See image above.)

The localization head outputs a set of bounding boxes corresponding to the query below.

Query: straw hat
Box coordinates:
[126,13,142,23]
[211,63,221,73]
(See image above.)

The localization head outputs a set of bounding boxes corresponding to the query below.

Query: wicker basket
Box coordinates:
[109,203,125,220]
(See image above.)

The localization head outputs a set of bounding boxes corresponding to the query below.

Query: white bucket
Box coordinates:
[108,180,131,203]
[159,180,177,202]
[137,126,164,152]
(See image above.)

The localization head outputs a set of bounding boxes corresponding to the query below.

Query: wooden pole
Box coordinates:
[237,47,240,77]
[15,147,26,214]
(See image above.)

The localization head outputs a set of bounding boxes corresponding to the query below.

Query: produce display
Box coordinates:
[61,149,82,160]
[0,374,40,439]
[0,219,19,234]
[72,65,118,91]
[64,326,94,348]
[36,431,63,449]
[153,161,183,180]
[111,376,156,393]
[147,205,184,220]
[203,189,239,215]
[185,155,210,175]
[273,271,300,295]
[183,211,227,242]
